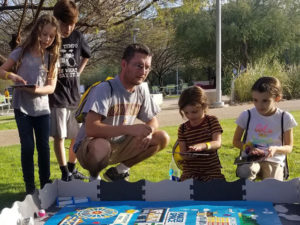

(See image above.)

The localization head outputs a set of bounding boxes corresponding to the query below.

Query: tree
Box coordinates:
[222,0,300,67]
[141,0,208,89]
[130,16,181,88]
[0,0,161,64]
[173,0,300,71]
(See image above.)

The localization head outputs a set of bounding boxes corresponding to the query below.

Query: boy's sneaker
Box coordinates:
[61,173,73,182]
[103,167,129,182]
[72,169,88,180]
[89,175,101,182]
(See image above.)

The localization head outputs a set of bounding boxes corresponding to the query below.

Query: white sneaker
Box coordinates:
[89,175,101,182]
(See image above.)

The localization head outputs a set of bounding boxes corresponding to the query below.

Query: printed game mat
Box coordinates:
[45,200,282,225]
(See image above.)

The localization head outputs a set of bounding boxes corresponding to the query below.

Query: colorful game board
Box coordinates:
[45,201,282,225]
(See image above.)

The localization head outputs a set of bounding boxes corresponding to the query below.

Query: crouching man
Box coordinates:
[73,44,170,181]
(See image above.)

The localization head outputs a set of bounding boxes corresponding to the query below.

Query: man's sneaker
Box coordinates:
[61,173,73,182]
[72,169,88,180]
[103,167,129,182]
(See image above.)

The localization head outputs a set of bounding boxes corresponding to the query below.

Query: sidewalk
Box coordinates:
[157,98,300,127]
[1,98,300,147]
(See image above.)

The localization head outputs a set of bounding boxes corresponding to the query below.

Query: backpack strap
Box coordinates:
[281,111,285,145]
[281,111,289,180]
[239,110,251,156]
[243,109,251,143]
[106,79,113,96]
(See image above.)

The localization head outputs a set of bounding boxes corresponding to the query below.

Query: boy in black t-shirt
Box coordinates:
[49,0,91,181]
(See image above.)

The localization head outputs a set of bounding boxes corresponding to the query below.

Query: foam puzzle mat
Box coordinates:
[45,200,282,225]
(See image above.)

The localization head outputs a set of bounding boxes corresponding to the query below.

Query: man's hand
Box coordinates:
[127,124,153,138]
[138,133,153,151]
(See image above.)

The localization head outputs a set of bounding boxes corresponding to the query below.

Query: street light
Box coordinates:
[214,0,225,107]
[133,27,140,43]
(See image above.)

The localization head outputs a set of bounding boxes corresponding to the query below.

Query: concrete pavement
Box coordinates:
[157,98,300,127]
[1,98,300,147]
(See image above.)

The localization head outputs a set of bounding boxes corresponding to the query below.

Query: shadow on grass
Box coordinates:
[0,117,14,122]
[0,192,26,211]
[0,183,26,211]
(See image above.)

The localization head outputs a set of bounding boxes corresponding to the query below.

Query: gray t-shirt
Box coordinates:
[74,76,160,152]
[10,47,52,116]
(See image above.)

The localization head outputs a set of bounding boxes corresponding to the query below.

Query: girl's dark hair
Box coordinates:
[53,0,79,24]
[251,76,282,98]
[16,14,61,79]
[122,43,152,62]
[178,86,208,117]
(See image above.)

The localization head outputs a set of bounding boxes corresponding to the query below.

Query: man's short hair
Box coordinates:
[122,44,152,62]
[53,0,79,24]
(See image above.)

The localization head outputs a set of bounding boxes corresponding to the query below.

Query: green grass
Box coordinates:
[1,112,300,210]
[0,115,14,121]
[0,115,17,130]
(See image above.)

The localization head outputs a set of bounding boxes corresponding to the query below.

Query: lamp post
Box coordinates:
[214,0,225,107]
[133,28,140,43]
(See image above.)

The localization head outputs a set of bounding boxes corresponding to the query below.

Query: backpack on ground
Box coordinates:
[75,76,114,123]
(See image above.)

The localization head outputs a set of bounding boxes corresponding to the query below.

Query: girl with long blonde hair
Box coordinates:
[0,14,61,194]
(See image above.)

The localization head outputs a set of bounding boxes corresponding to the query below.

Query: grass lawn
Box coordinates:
[0,115,16,130]
[0,111,300,210]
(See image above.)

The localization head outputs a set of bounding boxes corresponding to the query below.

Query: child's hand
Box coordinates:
[11,73,27,84]
[248,147,266,156]
[188,143,206,152]
[266,146,277,158]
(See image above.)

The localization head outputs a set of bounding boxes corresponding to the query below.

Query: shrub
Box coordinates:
[234,60,289,102]
[222,66,234,96]
[285,65,300,99]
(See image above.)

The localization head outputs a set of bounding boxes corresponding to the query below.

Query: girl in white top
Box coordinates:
[0,14,61,194]
[233,76,297,181]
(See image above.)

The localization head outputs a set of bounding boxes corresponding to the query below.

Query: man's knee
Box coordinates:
[153,130,170,150]
[87,138,111,162]
[77,138,111,174]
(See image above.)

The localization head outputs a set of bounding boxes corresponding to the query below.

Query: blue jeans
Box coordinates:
[14,109,51,190]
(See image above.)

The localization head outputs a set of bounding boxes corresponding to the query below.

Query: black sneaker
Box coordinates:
[61,173,73,182]
[72,169,88,180]
[103,167,129,182]
[25,183,36,195]
[40,179,53,189]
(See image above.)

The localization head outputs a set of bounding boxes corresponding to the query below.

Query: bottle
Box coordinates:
[169,158,181,181]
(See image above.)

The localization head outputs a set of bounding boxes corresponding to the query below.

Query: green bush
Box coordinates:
[234,60,289,102]
[222,66,234,96]
[80,65,119,89]
[285,65,300,99]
